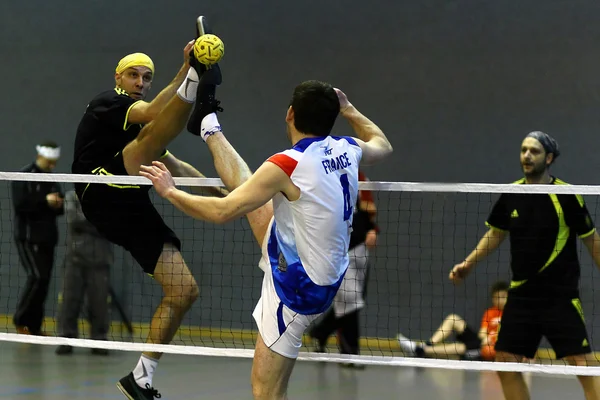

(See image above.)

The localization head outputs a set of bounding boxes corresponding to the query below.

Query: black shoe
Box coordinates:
[188,16,222,86]
[91,348,109,356]
[117,372,161,399]
[187,16,224,135]
[196,15,211,36]
[55,345,73,355]
[311,337,326,353]
[186,78,223,136]
[195,16,222,85]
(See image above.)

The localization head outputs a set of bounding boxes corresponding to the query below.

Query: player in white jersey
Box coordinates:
[141,80,393,399]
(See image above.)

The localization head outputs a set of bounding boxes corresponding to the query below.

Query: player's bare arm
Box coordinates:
[141,160,292,223]
[478,326,489,345]
[127,41,195,125]
[581,231,600,269]
[335,88,393,165]
[450,228,507,283]
[160,152,228,197]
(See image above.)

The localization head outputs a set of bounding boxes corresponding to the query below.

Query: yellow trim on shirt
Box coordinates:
[580,228,596,239]
[123,100,142,131]
[485,222,507,232]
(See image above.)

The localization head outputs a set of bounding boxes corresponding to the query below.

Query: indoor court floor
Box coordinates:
[0,341,589,399]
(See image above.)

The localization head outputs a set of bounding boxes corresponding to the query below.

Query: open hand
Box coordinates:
[140,161,176,198]
[183,39,195,66]
[334,88,353,115]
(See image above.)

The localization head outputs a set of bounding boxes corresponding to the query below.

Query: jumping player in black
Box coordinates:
[72,16,223,400]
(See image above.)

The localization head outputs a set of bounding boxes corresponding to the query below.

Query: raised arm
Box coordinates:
[127,41,194,125]
[335,88,393,165]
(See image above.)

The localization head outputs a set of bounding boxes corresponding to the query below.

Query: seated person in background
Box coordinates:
[397,281,508,361]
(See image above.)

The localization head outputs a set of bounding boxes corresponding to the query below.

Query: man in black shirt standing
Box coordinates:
[72,17,223,400]
[451,131,600,399]
[12,141,64,336]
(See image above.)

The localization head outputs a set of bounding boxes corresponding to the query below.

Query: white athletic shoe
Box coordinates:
[397,333,417,356]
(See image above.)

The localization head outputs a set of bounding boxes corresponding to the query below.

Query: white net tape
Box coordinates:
[3,171,600,376]
[2,333,600,375]
[3,172,600,194]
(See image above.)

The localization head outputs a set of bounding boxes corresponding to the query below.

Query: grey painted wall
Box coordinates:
[2,1,600,349]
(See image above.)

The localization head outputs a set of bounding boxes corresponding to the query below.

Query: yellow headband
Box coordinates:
[115,53,155,75]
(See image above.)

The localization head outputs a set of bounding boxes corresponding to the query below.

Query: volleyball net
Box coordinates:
[1,172,600,375]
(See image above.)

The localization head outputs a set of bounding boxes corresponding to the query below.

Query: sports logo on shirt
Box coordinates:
[278,253,288,273]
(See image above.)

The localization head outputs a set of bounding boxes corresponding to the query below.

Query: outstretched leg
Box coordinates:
[199,116,273,245]
[193,108,293,399]
[421,342,467,358]
[397,314,467,357]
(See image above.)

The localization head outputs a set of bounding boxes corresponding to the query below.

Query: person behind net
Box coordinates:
[397,280,508,361]
[55,189,114,356]
[307,169,379,367]
[71,16,225,400]
[141,79,393,399]
[11,142,64,336]
[450,131,600,400]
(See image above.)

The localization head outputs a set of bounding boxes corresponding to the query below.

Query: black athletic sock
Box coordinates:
[338,310,360,355]
[309,308,338,350]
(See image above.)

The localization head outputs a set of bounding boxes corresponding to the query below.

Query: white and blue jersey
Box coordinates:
[264,135,362,315]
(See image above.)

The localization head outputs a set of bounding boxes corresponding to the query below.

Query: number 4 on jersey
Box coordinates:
[340,173,353,221]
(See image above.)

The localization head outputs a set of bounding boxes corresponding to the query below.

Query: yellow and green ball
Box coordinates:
[193,34,224,65]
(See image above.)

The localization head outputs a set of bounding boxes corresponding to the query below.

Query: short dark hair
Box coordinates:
[38,140,59,148]
[290,80,340,136]
[490,281,509,295]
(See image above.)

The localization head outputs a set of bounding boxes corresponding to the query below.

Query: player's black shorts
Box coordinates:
[75,152,181,275]
[456,325,482,351]
[495,293,591,360]
[456,325,483,360]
